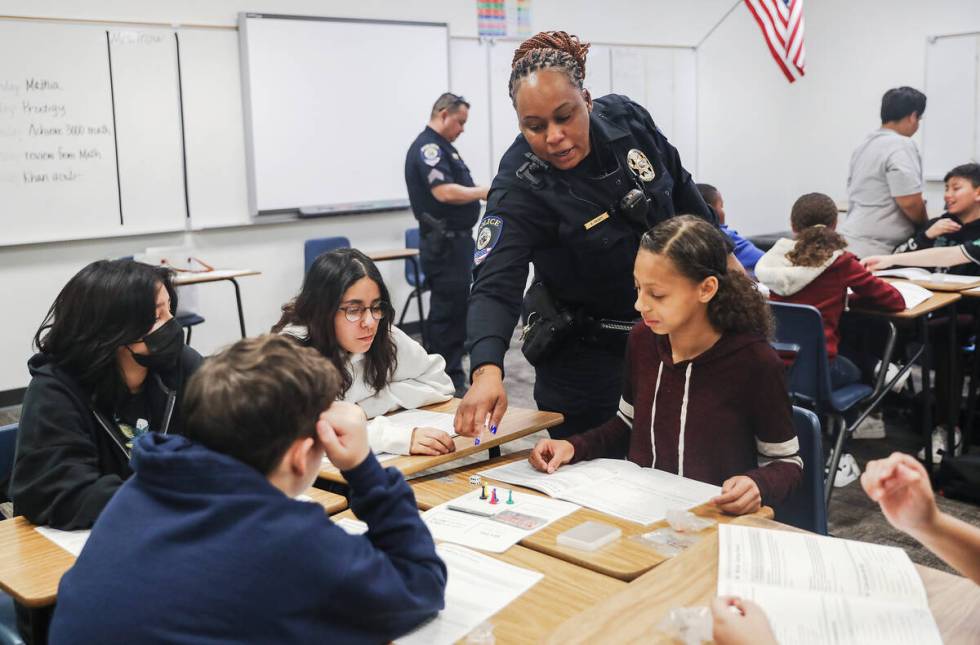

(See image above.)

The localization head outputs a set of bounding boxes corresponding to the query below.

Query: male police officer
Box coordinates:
[405,93,489,393]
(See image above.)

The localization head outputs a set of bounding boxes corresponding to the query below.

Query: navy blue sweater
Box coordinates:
[49,433,446,644]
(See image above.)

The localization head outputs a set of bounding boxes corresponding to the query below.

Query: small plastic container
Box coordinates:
[556,521,621,551]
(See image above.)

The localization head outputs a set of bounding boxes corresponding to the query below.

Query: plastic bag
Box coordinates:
[656,606,712,645]
[665,509,717,533]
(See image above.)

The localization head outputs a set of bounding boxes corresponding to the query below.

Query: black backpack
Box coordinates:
[935,452,980,504]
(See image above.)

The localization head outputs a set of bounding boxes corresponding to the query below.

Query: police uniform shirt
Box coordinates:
[404,126,481,231]
[467,94,717,372]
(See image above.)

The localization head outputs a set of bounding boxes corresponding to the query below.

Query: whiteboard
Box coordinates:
[239,14,450,214]
[923,34,980,180]
[0,20,187,246]
[179,29,251,229]
[449,39,493,187]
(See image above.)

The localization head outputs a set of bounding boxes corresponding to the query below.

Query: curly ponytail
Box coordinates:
[641,216,774,339]
[785,192,847,267]
[509,31,590,103]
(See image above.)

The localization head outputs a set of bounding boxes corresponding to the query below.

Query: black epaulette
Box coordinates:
[515,152,549,190]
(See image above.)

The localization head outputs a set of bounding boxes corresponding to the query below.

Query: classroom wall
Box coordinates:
[697,0,980,236]
[0,0,728,392]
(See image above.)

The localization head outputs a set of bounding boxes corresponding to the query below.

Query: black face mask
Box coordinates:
[130,318,184,371]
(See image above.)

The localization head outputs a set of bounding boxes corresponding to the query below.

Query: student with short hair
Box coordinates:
[11,259,202,530]
[529,216,802,515]
[273,248,456,456]
[863,163,980,273]
[839,86,928,258]
[862,164,980,457]
[49,335,447,644]
[697,183,765,271]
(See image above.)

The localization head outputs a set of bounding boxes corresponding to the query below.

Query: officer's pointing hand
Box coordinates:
[454,364,507,437]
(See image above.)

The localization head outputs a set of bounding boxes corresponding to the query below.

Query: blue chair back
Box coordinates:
[772,407,828,535]
[0,425,17,504]
[304,236,350,274]
[770,302,833,408]
[404,228,426,287]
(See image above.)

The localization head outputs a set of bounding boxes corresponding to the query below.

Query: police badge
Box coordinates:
[627,148,656,182]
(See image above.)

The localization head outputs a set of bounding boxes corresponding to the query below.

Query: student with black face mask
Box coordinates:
[10,259,202,531]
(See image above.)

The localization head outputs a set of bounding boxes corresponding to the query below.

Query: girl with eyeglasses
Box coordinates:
[273,248,456,456]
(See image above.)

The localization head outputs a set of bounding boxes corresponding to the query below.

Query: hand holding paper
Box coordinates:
[711,596,777,645]
[528,438,575,474]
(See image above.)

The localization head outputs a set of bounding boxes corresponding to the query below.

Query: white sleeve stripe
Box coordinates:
[616,411,633,429]
[961,245,980,266]
[618,398,634,419]
[757,455,804,469]
[756,437,800,457]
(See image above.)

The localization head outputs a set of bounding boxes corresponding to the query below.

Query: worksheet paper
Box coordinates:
[397,543,542,645]
[422,488,578,553]
[479,459,720,525]
[889,281,932,310]
[874,268,979,284]
[35,526,91,557]
[718,524,942,645]
[380,409,457,436]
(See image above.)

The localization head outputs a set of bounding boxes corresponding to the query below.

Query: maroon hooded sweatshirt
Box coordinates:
[567,324,802,506]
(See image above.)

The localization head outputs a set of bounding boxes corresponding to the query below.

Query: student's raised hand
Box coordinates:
[860,255,892,271]
[410,427,457,456]
[711,596,778,645]
[926,219,961,239]
[712,476,762,515]
[317,401,370,472]
[861,452,938,535]
[528,439,574,474]
[454,364,507,438]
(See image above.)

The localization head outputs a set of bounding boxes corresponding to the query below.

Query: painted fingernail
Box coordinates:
[490,425,497,435]
[474,437,481,446]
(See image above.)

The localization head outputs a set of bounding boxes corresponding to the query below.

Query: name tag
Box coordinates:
[584,212,610,230]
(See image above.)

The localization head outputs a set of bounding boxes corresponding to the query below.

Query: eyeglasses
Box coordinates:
[338,304,387,323]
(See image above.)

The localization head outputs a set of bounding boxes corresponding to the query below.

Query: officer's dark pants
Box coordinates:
[420,232,474,392]
[533,338,626,440]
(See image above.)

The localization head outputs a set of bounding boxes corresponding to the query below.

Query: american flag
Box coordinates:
[744,0,806,83]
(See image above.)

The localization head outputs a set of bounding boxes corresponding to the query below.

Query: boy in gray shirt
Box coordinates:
[839,87,928,258]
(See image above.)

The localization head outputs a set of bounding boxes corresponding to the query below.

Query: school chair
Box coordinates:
[304,236,350,274]
[770,302,901,507]
[397,228,428,336]
[0,424,27,645]
[772,408,828,535]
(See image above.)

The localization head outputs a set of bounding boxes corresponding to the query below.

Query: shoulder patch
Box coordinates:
[474,215,504,266]
[420,142,442,167]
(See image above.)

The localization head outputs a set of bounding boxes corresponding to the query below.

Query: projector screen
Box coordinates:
[239,13,450,215]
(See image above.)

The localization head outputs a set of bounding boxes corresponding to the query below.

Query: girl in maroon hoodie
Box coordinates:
[529,216,802,515]
[754,193,905,389]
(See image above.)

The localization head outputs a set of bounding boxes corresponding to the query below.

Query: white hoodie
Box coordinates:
[754,238,844,296]
[280,324,454,454]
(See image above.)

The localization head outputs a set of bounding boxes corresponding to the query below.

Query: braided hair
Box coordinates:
[786,193,847,267]
[509,31,590,104]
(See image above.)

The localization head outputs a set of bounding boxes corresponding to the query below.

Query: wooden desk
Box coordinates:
[410,451,774,582]
[318,399,563,484]
[546,515,980,644]
[172,269,261,338]
[0,487,347,608]
[332,509,626,644]
[849,290,961,471]
[366,248,425,344]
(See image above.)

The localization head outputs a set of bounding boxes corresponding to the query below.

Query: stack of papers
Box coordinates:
[35,526,91,557]
[718,524,942,645]
[335,520,544,645]
[479,458,720,525]
[422,488,578,553]
[890,281,933,310]
[875,267,978,285]
[397,544,543,644]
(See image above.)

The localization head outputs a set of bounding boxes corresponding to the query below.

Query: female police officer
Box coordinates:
[454,31,724,439]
